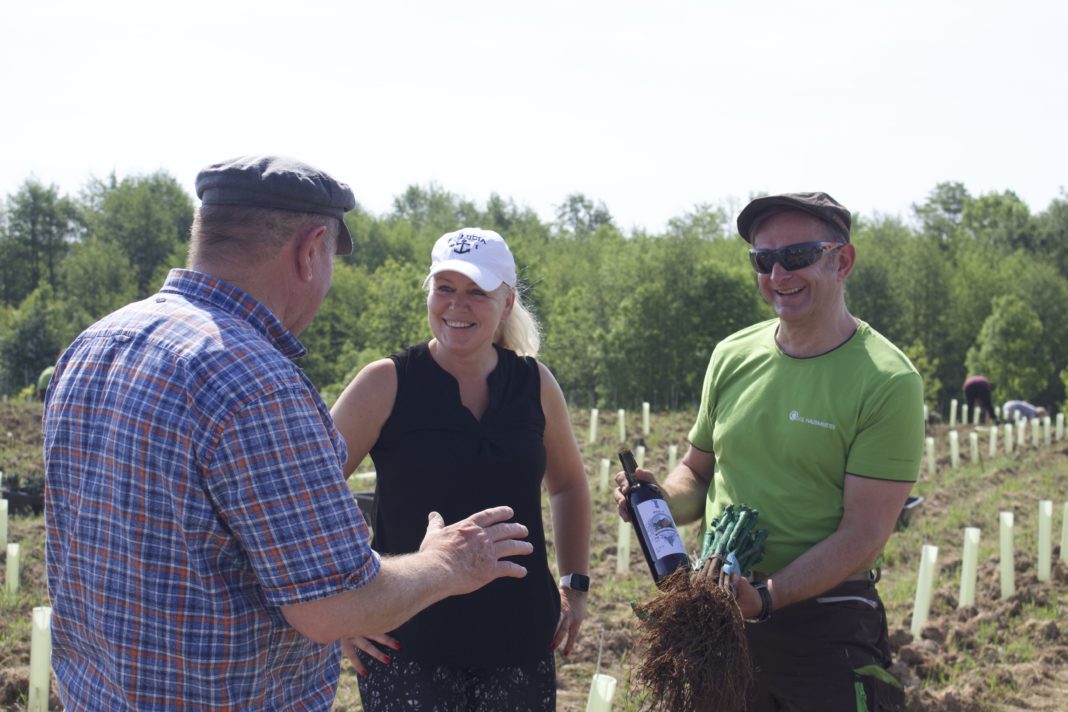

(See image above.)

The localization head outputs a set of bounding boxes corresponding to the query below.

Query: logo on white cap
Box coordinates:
[429,227,517,291]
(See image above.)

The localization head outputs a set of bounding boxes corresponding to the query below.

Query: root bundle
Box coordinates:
[632,569,752,712]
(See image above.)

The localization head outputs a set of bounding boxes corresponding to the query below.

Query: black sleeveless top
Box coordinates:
[369,341,560,668]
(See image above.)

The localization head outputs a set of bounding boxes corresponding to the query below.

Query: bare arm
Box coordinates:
[735,475,913,617]
[330,358,396,478]
[613,443,714,527]
[539,363,591,656]
[282,506,533,643]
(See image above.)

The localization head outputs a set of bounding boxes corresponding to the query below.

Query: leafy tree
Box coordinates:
[847,216,913,344]
[359,259,431,357]
[540,285,605,406]
[305,260,428,395]
[56,239,138,331]
[85,171,193,295]
[553,193,613,238]
[0,180,78,305]
[299,262,373,393]
[902,340,942,411]
[389,184,473,236]
[913,181,969,243]
[1034,191,1068,280]
[0,285,72,395]
[960,190,1036,253]
[665,203,731,241]
[966,294,1046,402]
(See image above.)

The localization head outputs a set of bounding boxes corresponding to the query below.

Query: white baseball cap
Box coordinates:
[428,227,517,291]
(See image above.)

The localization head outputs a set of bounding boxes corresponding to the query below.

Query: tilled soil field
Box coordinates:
[3,402,1067,711]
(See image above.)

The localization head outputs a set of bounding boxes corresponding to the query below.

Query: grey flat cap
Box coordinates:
[737,192,851,244]
[195,155,356,255]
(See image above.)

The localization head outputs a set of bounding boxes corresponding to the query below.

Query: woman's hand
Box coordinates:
[551,587,587,657]
[341,633,401,677]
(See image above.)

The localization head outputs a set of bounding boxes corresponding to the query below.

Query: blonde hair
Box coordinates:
[496,287,541,358]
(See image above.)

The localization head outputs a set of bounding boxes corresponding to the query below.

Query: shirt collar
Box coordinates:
[159,269,307,360]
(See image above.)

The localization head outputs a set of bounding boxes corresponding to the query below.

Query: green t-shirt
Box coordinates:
[688,319,924,573]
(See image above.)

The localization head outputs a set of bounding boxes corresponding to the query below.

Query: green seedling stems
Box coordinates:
[724,510,750,553]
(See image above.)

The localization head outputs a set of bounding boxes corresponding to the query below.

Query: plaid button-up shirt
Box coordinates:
[44,269,379,710]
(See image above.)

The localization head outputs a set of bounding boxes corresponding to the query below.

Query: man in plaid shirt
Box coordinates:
[43,156,533,710]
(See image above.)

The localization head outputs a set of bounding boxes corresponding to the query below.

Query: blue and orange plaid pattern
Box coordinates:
[44,269,379,710]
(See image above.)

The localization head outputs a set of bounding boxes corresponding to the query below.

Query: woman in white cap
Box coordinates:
[331,227,591,711]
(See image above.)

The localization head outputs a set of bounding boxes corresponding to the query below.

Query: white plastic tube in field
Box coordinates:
[961,403,969,425]
[588,408,598,444]
[616,518,630,575]
[1000,512,1015,599]
[5,542,19,596]
[949,431,960,468]
[1056,413,1064,441]
[0,499,7,551]
[988,425,998,458]
[668,444,678,472]
[28,606,52,712]
[958,527,980,608]
[617,409,626,444]
[925,437,936,478]
[1038,500,1052,582]
[586,673,618,712]
[1031,418,1040,448]
[1043,416,1051,446]
[1061,502,1068,565]
[599,458,610,494]
[910,544,939,636]
[969,431,979,463]
[1016,420,1026,450]
[1004,423,1014,455]
[949,398,958,427]
[642,401,650,436]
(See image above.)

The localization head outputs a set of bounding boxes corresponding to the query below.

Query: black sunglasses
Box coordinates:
[748,241,844,274]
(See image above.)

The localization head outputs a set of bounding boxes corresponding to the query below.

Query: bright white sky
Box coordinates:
[3,0,1066,234]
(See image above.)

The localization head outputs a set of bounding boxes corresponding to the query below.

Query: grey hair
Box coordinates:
[189,204,339,266]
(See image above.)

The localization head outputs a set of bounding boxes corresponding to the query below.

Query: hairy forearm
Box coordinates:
[766,527,886,610]
[768,477,912,610]
[660,464,710,526]
[282,552,453,644]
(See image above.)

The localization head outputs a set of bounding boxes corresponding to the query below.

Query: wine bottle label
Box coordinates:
[635,498,686,559]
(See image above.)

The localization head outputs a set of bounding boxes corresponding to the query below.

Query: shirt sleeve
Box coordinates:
[688,351,718,452]
[846,370,925,482]
[204,383,380,606]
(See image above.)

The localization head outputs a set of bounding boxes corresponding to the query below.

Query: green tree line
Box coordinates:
[3,173,1068,413]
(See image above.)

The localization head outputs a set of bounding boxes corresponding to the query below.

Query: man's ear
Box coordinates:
[295,225,330,282]
[837,243,857,281]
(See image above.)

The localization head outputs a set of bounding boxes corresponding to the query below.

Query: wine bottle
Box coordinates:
[619,447,690,585]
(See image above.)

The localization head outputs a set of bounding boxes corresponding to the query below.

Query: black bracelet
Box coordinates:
[745,582,773,624]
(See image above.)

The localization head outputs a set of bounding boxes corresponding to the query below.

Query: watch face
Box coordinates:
[569,574,590,592]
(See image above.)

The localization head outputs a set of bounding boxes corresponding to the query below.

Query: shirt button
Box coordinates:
[156,297,167,303]
[113,334,131,343]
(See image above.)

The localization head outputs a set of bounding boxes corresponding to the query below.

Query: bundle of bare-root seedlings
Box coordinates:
[631,504,768,712]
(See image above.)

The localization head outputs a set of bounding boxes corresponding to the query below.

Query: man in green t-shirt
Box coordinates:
[615,192,924,711]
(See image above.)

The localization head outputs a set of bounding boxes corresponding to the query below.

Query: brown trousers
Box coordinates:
[744,579,905,712]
